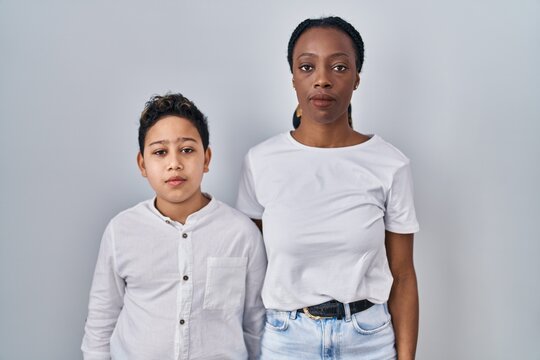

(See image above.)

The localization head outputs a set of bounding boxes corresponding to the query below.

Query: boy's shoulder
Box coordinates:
[107,198,157,228]
[105,197,261,239]
[210,197,261,235]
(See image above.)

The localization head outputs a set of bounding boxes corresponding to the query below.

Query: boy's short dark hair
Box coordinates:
[287,16,365,74]
[138,93,209,154]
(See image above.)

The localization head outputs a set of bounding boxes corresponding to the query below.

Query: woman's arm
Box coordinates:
[385,231,419,360]
[252,219,262,232]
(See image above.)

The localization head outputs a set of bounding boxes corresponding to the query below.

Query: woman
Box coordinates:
[237,16,419,360]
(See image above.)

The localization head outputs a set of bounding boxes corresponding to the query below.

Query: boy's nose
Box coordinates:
[168,157,184,170]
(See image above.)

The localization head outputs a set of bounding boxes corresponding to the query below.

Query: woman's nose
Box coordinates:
[314,68,332,88]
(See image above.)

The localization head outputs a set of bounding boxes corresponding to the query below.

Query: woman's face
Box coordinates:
[292,27,360,126]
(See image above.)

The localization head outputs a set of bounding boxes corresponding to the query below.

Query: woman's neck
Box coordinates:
[292,118,368,148]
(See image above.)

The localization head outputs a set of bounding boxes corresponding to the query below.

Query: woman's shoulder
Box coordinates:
[367,134,411,165]
[246,132,291,158]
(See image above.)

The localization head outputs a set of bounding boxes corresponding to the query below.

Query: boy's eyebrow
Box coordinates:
[148,137,198,147]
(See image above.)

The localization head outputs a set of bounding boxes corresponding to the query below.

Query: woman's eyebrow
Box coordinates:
[328,52,352,59]
[297,52,351,60]
[297,52,316,58]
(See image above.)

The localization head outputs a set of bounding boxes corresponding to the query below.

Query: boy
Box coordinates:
[82,93,266,360]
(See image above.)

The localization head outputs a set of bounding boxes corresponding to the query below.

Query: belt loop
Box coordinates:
[344,302,352,322]
[289,310,297,320]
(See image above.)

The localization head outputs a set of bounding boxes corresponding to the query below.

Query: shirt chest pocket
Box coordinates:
[203,257,248,310]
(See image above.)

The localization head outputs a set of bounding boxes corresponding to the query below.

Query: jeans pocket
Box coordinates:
[351,303,392,335]
[203,257,247,310]
[264,309,290,332]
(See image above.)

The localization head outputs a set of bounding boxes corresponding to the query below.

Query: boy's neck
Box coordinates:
[155,191,210,224]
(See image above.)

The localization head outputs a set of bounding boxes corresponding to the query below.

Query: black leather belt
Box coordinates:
[300,299,374,320]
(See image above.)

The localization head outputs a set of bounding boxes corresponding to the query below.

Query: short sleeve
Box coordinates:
[384,161,420,234]
[236,152,264,219]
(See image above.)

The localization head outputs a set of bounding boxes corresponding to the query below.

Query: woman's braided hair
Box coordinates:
[287,16,365,74]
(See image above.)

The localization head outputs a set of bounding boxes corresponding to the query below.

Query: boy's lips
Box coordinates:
[166,176,186,187]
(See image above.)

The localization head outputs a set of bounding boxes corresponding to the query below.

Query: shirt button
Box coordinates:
[182,233,188,239]
[165,220,171,224]
[183,275,189,281]
[179,319,185,325]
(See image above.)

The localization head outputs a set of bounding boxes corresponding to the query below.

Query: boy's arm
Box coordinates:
[242,227,267,360]
[81,223,126,360]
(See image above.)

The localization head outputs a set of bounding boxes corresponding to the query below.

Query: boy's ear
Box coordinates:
[137,152,147,177]
[204,147,212,173]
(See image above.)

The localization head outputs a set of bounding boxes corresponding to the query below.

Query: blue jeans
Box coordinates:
[260,303,396,360]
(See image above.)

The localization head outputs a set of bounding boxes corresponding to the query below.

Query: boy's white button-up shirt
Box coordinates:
[82,196,267,360]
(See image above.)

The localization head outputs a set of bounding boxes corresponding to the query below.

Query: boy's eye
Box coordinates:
[153,149,167,156]
[299,64,313,72]
[181,148,194,154]
[333,64,348,72]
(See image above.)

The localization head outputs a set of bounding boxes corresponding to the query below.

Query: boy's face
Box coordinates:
[137,115,211,212]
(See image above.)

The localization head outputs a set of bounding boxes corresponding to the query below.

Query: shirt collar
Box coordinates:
[148,193,217,226]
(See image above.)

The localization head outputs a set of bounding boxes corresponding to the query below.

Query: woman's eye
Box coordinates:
[153,150,166,156]
[299,64,313,72]
[181,148,194,154]
[333,64,348,72]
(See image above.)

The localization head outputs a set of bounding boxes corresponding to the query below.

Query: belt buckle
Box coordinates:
[303,307,331,320]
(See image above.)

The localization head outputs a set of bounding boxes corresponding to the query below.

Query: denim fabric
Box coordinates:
[260,303,396,360]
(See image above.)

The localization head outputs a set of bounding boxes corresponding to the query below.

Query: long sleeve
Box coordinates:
[242,227,267,359]
[81,222,126,360]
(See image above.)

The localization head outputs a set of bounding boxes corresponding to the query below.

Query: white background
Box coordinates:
[1,1,539,359]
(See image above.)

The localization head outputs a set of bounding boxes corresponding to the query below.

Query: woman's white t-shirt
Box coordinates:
[236,132,419,311]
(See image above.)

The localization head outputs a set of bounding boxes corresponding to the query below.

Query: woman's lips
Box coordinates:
[310,94,335,108]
